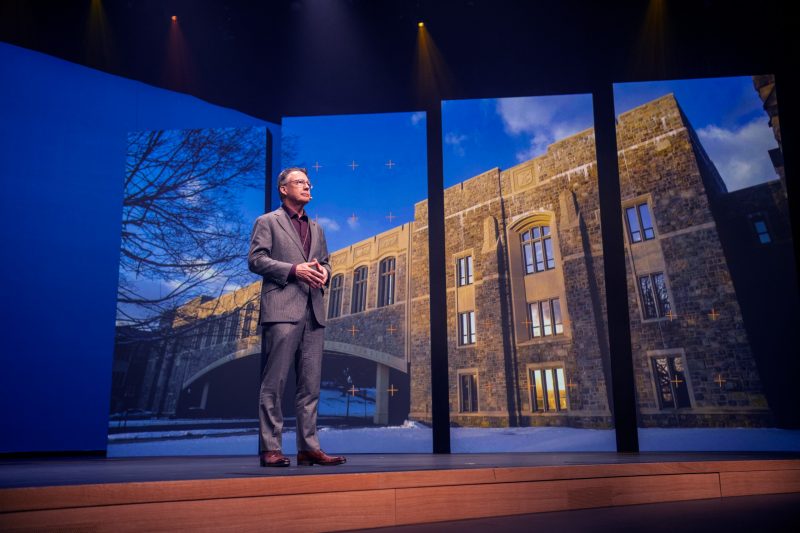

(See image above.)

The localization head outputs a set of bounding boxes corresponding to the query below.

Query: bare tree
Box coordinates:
[117,127,265,333]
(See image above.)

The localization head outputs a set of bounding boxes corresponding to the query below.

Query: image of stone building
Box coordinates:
[112,91,796,431]
[402,91,792,429]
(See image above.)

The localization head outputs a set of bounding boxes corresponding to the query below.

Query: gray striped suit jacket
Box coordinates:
[247,207,331,326]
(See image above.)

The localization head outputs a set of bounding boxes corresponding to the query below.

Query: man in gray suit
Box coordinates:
[248,167,346,467]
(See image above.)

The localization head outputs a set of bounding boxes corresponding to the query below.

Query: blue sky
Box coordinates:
[442,93,595,187]
[279,76,778,254]
[282,111,428,253]
[614,76,778,191]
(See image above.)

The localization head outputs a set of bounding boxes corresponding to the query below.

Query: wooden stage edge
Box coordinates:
[2,459,800,532]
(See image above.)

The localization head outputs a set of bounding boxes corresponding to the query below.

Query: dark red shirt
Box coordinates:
[282,203,311,279]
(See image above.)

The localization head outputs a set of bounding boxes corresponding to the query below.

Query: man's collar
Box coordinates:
[281,203,307,220]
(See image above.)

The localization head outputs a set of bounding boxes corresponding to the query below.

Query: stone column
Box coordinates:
[374,364,390,425]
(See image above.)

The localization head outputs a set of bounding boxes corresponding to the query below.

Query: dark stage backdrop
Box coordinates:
[0,42,278,454]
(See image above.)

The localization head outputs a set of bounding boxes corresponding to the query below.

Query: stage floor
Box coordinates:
[2,453,800,531]
[2,451,799,489]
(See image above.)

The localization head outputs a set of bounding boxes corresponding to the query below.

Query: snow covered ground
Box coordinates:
[319,387,374,417]
[107,423,800,457]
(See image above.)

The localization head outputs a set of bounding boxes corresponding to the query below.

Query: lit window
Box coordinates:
[328,274,344,318]
[459,371,479,412]
[638,272,671,319]
[529,366,568,412]
[457,255,474,286]
[521,225,555,274]
[351,266,368,313]
[651,355,691,409]
[625,202,656,243]
[459,310,476,345]
[528,299,564,338]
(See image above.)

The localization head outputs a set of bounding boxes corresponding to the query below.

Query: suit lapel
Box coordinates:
[308,217,318,260]
[273,208,308,259]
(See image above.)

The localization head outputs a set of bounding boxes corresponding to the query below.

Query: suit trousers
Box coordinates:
[259,303,324,452]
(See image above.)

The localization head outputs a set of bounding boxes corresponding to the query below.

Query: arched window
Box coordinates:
[378,257,396,307]
[328,274,344,319]
[521,224,555,274]
[351,266,368,313]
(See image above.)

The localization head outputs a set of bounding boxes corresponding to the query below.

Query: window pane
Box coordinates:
[652,273,670,317]
[530,303,541,338]
[467,255,474,284]
[460,374,470,412]
[556,368,567,410]
[533,369,544,412]
[638,275,657,319]
[638,203,655,240]
[523,242,534,274]
[626,206,641,242]
[544,237,555,269]
[469,311,477,344]
[534,241,544,271]
[542,301,552,336]
[552,299,563,334]
[652,357,675,408]
[670,357,691,408]
[753,219,772,244]
[470,374,478,411]
[545,370,556,411]
[460,373,478,412]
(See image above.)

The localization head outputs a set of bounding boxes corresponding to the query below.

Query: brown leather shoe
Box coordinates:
[259,450,290,467]
[297,449,346,466]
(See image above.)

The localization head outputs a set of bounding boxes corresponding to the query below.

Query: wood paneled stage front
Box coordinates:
[1,453,799,531]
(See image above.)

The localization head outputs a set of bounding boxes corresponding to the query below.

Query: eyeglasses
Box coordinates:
[286,179,313,189]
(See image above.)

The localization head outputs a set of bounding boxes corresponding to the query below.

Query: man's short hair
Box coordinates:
[277,167,308,191]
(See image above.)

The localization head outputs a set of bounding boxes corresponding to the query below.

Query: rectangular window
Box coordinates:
[214,317,226,345]
[521,225,555,274]
[378,257,396,307]
[202,322,213,348]
[528,298,564,338]
[530,303,541,337]
[241,304,254,338]
[328,274,343,318]
[459,310,476,345]
[459,372,479,412]
[226,311,240,343]
[457,255,474,286]
[638,272,671,319]
[749,214,772,244]
[626,202,656,243]
[651,355,691,409]
[552,299,564,334]
[193,322,205,349]
[351,266,368,313]
[529,366,568,412]
[542,302,552,336]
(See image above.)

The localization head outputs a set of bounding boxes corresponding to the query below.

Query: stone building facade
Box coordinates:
[114,92,792,429]
[403,93,777,429]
